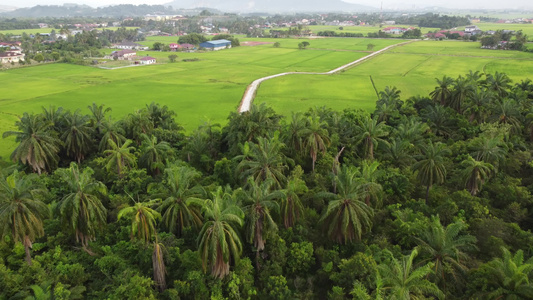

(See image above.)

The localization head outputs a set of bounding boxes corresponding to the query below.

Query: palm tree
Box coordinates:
[412,142,450,201]
[242,178,281,252]
[460,156,494,196]
[280,166,308,229]
[469,136,508,169]
[320,166,374,244]
[156,165,204,237]
[88,103,111,135]
[98,119,126,152]
[61,110,94,163]
[379,249,444,300]
[3,112,61,174]
[360,160,384,208]
[450,76,474,113]
[485,71,512,100]
[415,217,477,292]
[393,117,428,147]
[57,163,107,253]
[198,187,244,279]
[103,139,136,178]
[430,75,454,106]
[383,138,416,168]
[124,110,154,144]
[145,102,177,130]
[41,105,65,131]
[491,98,522,133]
[118,198,161,245]
[139,134,172,176]
[0,171,49,265]
[463,88,494,124]
[300,116,330,171]
[355,116,389,160]
[477,247,533,299]
[236,133,289,188]
[422,105,455,138]
[283,112,306,153]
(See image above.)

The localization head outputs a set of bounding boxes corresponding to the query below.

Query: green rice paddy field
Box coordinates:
[1,37,532,160]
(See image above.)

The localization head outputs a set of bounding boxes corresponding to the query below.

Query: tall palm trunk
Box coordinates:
[24,235,33,265]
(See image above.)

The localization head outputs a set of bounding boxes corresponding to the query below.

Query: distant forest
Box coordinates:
[2,72,533,299]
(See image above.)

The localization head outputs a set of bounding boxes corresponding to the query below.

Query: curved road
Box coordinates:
[238,41,414,113]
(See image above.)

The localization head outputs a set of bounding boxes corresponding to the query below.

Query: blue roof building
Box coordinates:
[199,39,232,51]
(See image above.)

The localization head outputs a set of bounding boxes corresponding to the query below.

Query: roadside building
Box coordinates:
[114,42,149,50]
[138,56,156,64]
[199,39,232,51]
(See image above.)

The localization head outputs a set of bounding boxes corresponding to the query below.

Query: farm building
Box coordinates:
[199,39,232,51]
[110,49,137,60]
[139,56,156,64]
[0,50,25,64]
[114,42,149,50]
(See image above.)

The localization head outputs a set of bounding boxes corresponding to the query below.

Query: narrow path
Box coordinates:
[237,41,414,113]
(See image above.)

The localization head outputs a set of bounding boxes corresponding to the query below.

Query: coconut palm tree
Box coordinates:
[464,88,494,124]
[242,177,281,251]
[118,198,161,245]
[491,98,523,133]
[360,160,384,208]
[198,187,244,279]
[383,138,416,168]
[422,105,455,138]
[56,163,107,253]
[88,103,111,136]
[469,136,508,169]
[430,75,454,106]
[156,165,204,237]
[485,71,512,100]
[280,166,308,229]
[236,133,289,188]
[103,139,136,178]
[355,116,389,160]
[477,247,533,299]
[412,142,450,201]
[460,156,494,196]
[2,112,61,174]
[139,134,172,176]
[450,76,474,114]
[0,171,49,265]
[320,166,374,244]
[415,216,477,292]
[300,116,330,171]
[379,249,444,300]
[98,119,126,152]
[61,110,94,163]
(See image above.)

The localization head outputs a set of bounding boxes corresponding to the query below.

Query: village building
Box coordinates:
[199,40,232,51]
[109,49,136,60]
[0,49,25,64]
[138,56,156,65]
[383,27,410,34]
[465,25,480,33]
[114,42,149,50]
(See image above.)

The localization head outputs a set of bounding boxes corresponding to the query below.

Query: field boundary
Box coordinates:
[237,41,414,113]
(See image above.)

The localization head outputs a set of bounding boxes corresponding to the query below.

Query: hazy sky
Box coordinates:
[6,0,533,10]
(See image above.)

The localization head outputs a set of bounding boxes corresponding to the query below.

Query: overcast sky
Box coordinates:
[6,0,533,10]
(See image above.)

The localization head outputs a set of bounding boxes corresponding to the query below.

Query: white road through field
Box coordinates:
[237,41,414,113]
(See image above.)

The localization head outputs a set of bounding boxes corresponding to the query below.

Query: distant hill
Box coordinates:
[0,4,177,18]
[165,0,377,13]
[0,5,17,13]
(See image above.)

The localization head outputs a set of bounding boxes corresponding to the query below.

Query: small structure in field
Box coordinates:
[109,49,136,60]
[199,39,232,51]
[114,42,149,50]
[139,56,156,64]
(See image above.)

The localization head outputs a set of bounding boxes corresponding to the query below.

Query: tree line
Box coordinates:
[1,71,533,299]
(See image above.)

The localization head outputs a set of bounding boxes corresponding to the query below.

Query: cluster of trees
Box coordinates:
[480,30,529,51]
[396,13,471,29]
[1,4,177,18]
[2,72,533,298]
[316,31,364,38]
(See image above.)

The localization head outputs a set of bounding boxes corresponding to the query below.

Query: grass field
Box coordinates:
[255,40,533,114]
[0,38,402,159]
[1,36,532,160]
[307,25,441,35]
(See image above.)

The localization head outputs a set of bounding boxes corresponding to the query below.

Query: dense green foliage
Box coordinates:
[1,72,533,299]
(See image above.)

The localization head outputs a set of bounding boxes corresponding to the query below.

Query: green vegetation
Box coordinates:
[1,71,533,298]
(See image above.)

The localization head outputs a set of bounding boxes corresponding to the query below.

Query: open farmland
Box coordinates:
[308,25,441,35]
[254,40,533,113]
[0,38,403,159]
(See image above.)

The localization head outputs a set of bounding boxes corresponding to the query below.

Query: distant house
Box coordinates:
[425,32,446,39]
[114,42,149,50]
[138,56,156,64]
[0,50,25,64]
[465,25,479,32]
[199,39,232,51]
[169,43,180,51]
[179,43,195,51]
[110,49,136,60]
[383,27,409,34]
